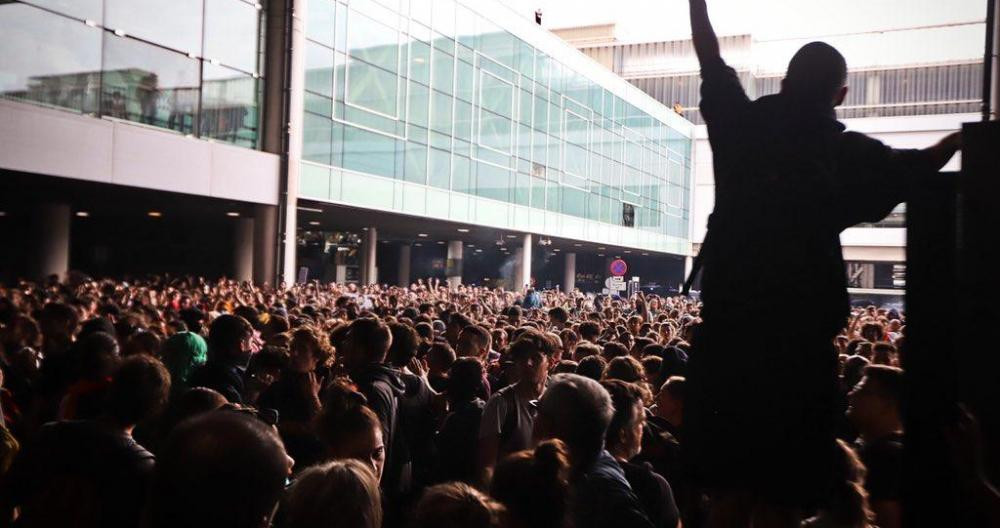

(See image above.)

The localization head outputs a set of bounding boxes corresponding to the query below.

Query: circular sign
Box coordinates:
[609,259,628,277]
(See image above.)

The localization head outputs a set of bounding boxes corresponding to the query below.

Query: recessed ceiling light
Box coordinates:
[598,253,605,257]
[361,227,369,231]
[574,243,582,247]
[598,247,606,250]
[624,250,632,254]
[467,244,475,247]
[437,241,446,245]
[414,243,423,247]
[553,248,561,252]
[642,252,649,256]
[457,228,470,233]
[75,211,90,217]
[148,211,162,217]
[309,221,320,226]
[506,234,517,239]
[297,206,324,213]
[417,233,428,237]
[226,211,240,217]
[475,249,482,253]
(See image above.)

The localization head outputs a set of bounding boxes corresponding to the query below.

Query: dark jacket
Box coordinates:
[188,360,246,404]
[698,56,942,336]
[351,364,408,495]
[571,450,654,528]
[434,398,485,484]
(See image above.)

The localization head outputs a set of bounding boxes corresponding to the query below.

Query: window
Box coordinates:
[201,62,260,147]
[204,0,261,74]
[104,0,204,55]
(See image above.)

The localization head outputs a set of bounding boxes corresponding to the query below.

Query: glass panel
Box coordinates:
[343,125,397,178]
[201,62,259,148]
[409,40,430,85]
[479,112,511,153]
[105,0,204,55]
[407,81,429,127]
[480,72,513,117]
[429,147,450,189]
[454,99,472,141]
[204,0,260,73]
[455,59,474,102]
[102,32,200,134]
[0,4,102,114]
[305,41,334,97]
[22,0,102,20]
[404,141,427,184]
[346,59,398,116]
[347,10,399,73]
[452,154,471,193]
[430,90,453,135]
[303,112,333,165]
[431,48,454,95]
[307,0,336,48]
[431,0,455,38]
[477,162,509,202]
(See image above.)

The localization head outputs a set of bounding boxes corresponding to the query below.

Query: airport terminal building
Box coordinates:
[0,0,695,293]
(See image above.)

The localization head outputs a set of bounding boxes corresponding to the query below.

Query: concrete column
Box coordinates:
[398,244,412,287]
[253,204,277,285]
[232,217,254,282]
[447,240,463,289]
[31,203,70,281]
[519,234,533,292]
[361,227,377,285]
[684,255,694,289]
[564,252,577,293]
[278,0,307,285]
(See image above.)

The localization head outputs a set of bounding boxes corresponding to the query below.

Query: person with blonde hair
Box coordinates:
[412,482,505,528]
[279,459,382,528]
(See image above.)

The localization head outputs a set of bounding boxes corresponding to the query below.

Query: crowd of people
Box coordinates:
[0,274,926,528]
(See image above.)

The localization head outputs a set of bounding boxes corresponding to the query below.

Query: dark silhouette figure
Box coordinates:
[682,2,961,527]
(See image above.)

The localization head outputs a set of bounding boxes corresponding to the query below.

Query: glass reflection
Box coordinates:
[102,33,200,134]
[0,3,102,114]
[204,0,261,74]
[202,62,260,147]
[104,0,204,56]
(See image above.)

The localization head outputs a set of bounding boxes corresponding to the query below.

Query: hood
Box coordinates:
[351,364,407,396]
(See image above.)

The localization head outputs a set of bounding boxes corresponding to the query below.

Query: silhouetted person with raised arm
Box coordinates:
[683,1,961,527]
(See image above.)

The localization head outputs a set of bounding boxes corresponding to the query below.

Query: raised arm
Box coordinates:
[689,0,721,65]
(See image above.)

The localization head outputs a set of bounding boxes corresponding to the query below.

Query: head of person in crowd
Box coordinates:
[804,440,874,528]
[457,324,492,362]
[105,354,171,431]
[653,376,685,428]
[508,329,557,390]
[871,342,897,367]
[289,325,333,373]
[207,314,255,366]
[491,439,571,528]
[314,380,386,481]
[448,357,485,405]
[124,330,161,358]
[491,328,509,352]
[573,341,601,362]
[575,355,607,382]
[843,354,871,392]
[281,459,382,528]
[161,331,208,390]
[38,301,80,352]
[146,411,291,528]
[578,321,601,343]
[159,387,228,441]
[641,355,663,386]
[552,360,579,375]
[73,330,121,382]
[446,313,473,348]
[861,321,885,343]
[548,307,569,330]
[533,373,614,469]
[601,341,629,362]
[604,356,644,384]
[341,317,392,372]
[427,341,457,386]
[847,365,904,440]
[781,41,849,108]
[412,482,506,528]
[387,322,420,369]
[601,380,646,463]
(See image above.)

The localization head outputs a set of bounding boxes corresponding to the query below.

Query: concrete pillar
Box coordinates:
[31,203,70,281]
[684,255,694,289]
[398,244,412,287]
[361,227,377,285]
[564,252,576,293]
[519,234,533,292]
[277,0,307,285]
[232,217,254,282]
[253,204,277,285]
[447,240,463,289]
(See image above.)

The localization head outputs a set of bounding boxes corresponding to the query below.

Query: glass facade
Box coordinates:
[0,0,265,149]
[300,0,692,240]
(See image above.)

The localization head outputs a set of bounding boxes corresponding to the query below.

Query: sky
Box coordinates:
[503,0,989,70]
